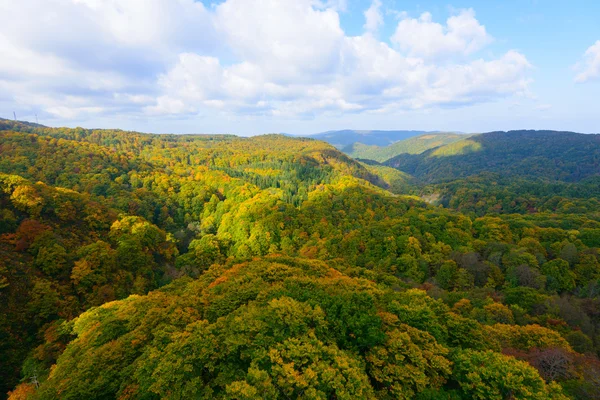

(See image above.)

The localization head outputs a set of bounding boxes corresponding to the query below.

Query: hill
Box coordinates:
[303,129,429,148]
[385,130,600,183]
[0,117,46,129]
[345,132,469,162]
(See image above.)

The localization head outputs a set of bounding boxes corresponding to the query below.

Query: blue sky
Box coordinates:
[0,0,598,135]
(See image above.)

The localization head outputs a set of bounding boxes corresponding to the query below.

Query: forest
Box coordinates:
[0,119,599,399]
[343,132,467,162]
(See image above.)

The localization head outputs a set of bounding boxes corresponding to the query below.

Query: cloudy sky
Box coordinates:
[1,0,599,135]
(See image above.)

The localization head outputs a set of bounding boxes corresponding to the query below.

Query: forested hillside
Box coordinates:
[386,130,600,183]
[1,121,599,399]
[345,133,468,162]
[382,130,600,219]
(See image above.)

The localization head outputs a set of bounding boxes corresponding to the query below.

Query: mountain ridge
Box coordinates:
[297,129,431,148]
[343,132,470,162]
[385,129,600,183]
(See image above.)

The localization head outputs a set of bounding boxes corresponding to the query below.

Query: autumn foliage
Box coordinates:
[0,120,598,399]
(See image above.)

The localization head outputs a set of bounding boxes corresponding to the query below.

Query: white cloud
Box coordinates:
[0,0,218,120]
[145,96,196,116]
[316,0,347,12]
[0,1,530,122]
[1,0,214,60]
[364,0,383,35]
[145,54,267,115]
[407,51,532,108]
[575,40,600,83]
[151,34,530,117]
[214,0,344,82]
[0,33,73,88]
[391,9,492,60]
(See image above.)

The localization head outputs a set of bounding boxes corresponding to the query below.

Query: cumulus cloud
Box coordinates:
[364,0,383,35]
[316,0,347,12]
[0,1,531,122]
[575,40,600,83]
[0,0,216,119]
[391,9,492,60]
[214,0,345,83]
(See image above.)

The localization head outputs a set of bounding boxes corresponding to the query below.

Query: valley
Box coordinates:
[0,119,599,399]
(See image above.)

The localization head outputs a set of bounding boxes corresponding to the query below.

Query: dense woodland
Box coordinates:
[343,133,467,162]
[385,130,600,183]
[1,119,599,399]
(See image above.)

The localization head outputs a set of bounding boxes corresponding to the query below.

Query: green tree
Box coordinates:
[452,349,569,400]
[542,259,576,293]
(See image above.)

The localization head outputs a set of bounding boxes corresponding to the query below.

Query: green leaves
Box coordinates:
[541,259,576,293]
[1,125,600,398]
[366,324,451,399]
[26,258,451,399]
[451,349,569,400]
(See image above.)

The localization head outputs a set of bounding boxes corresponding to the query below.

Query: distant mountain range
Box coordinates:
[294,128,600,184]
[344,133,469,162]
[6,120,598,184]
[289,130,470,162]
[297,129,431,148]
[385,130,600,183]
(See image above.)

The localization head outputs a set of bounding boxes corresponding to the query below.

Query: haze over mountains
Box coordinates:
[300,129,432,147]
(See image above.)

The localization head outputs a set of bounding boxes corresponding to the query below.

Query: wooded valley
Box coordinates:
[1,119,599,399]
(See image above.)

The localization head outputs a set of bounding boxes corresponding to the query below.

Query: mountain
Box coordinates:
[304,129,429,148]
[1,121,599,399]
[386,130,600,183]
[345,132,469,162]
[0,117,46,129]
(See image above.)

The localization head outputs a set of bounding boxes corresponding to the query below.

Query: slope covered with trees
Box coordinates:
[381,130,600,221]
[385,130,600,183]
[346,133,469,162]
[1,121,599,399]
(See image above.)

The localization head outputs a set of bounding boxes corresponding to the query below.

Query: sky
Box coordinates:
[0,0,599,136]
